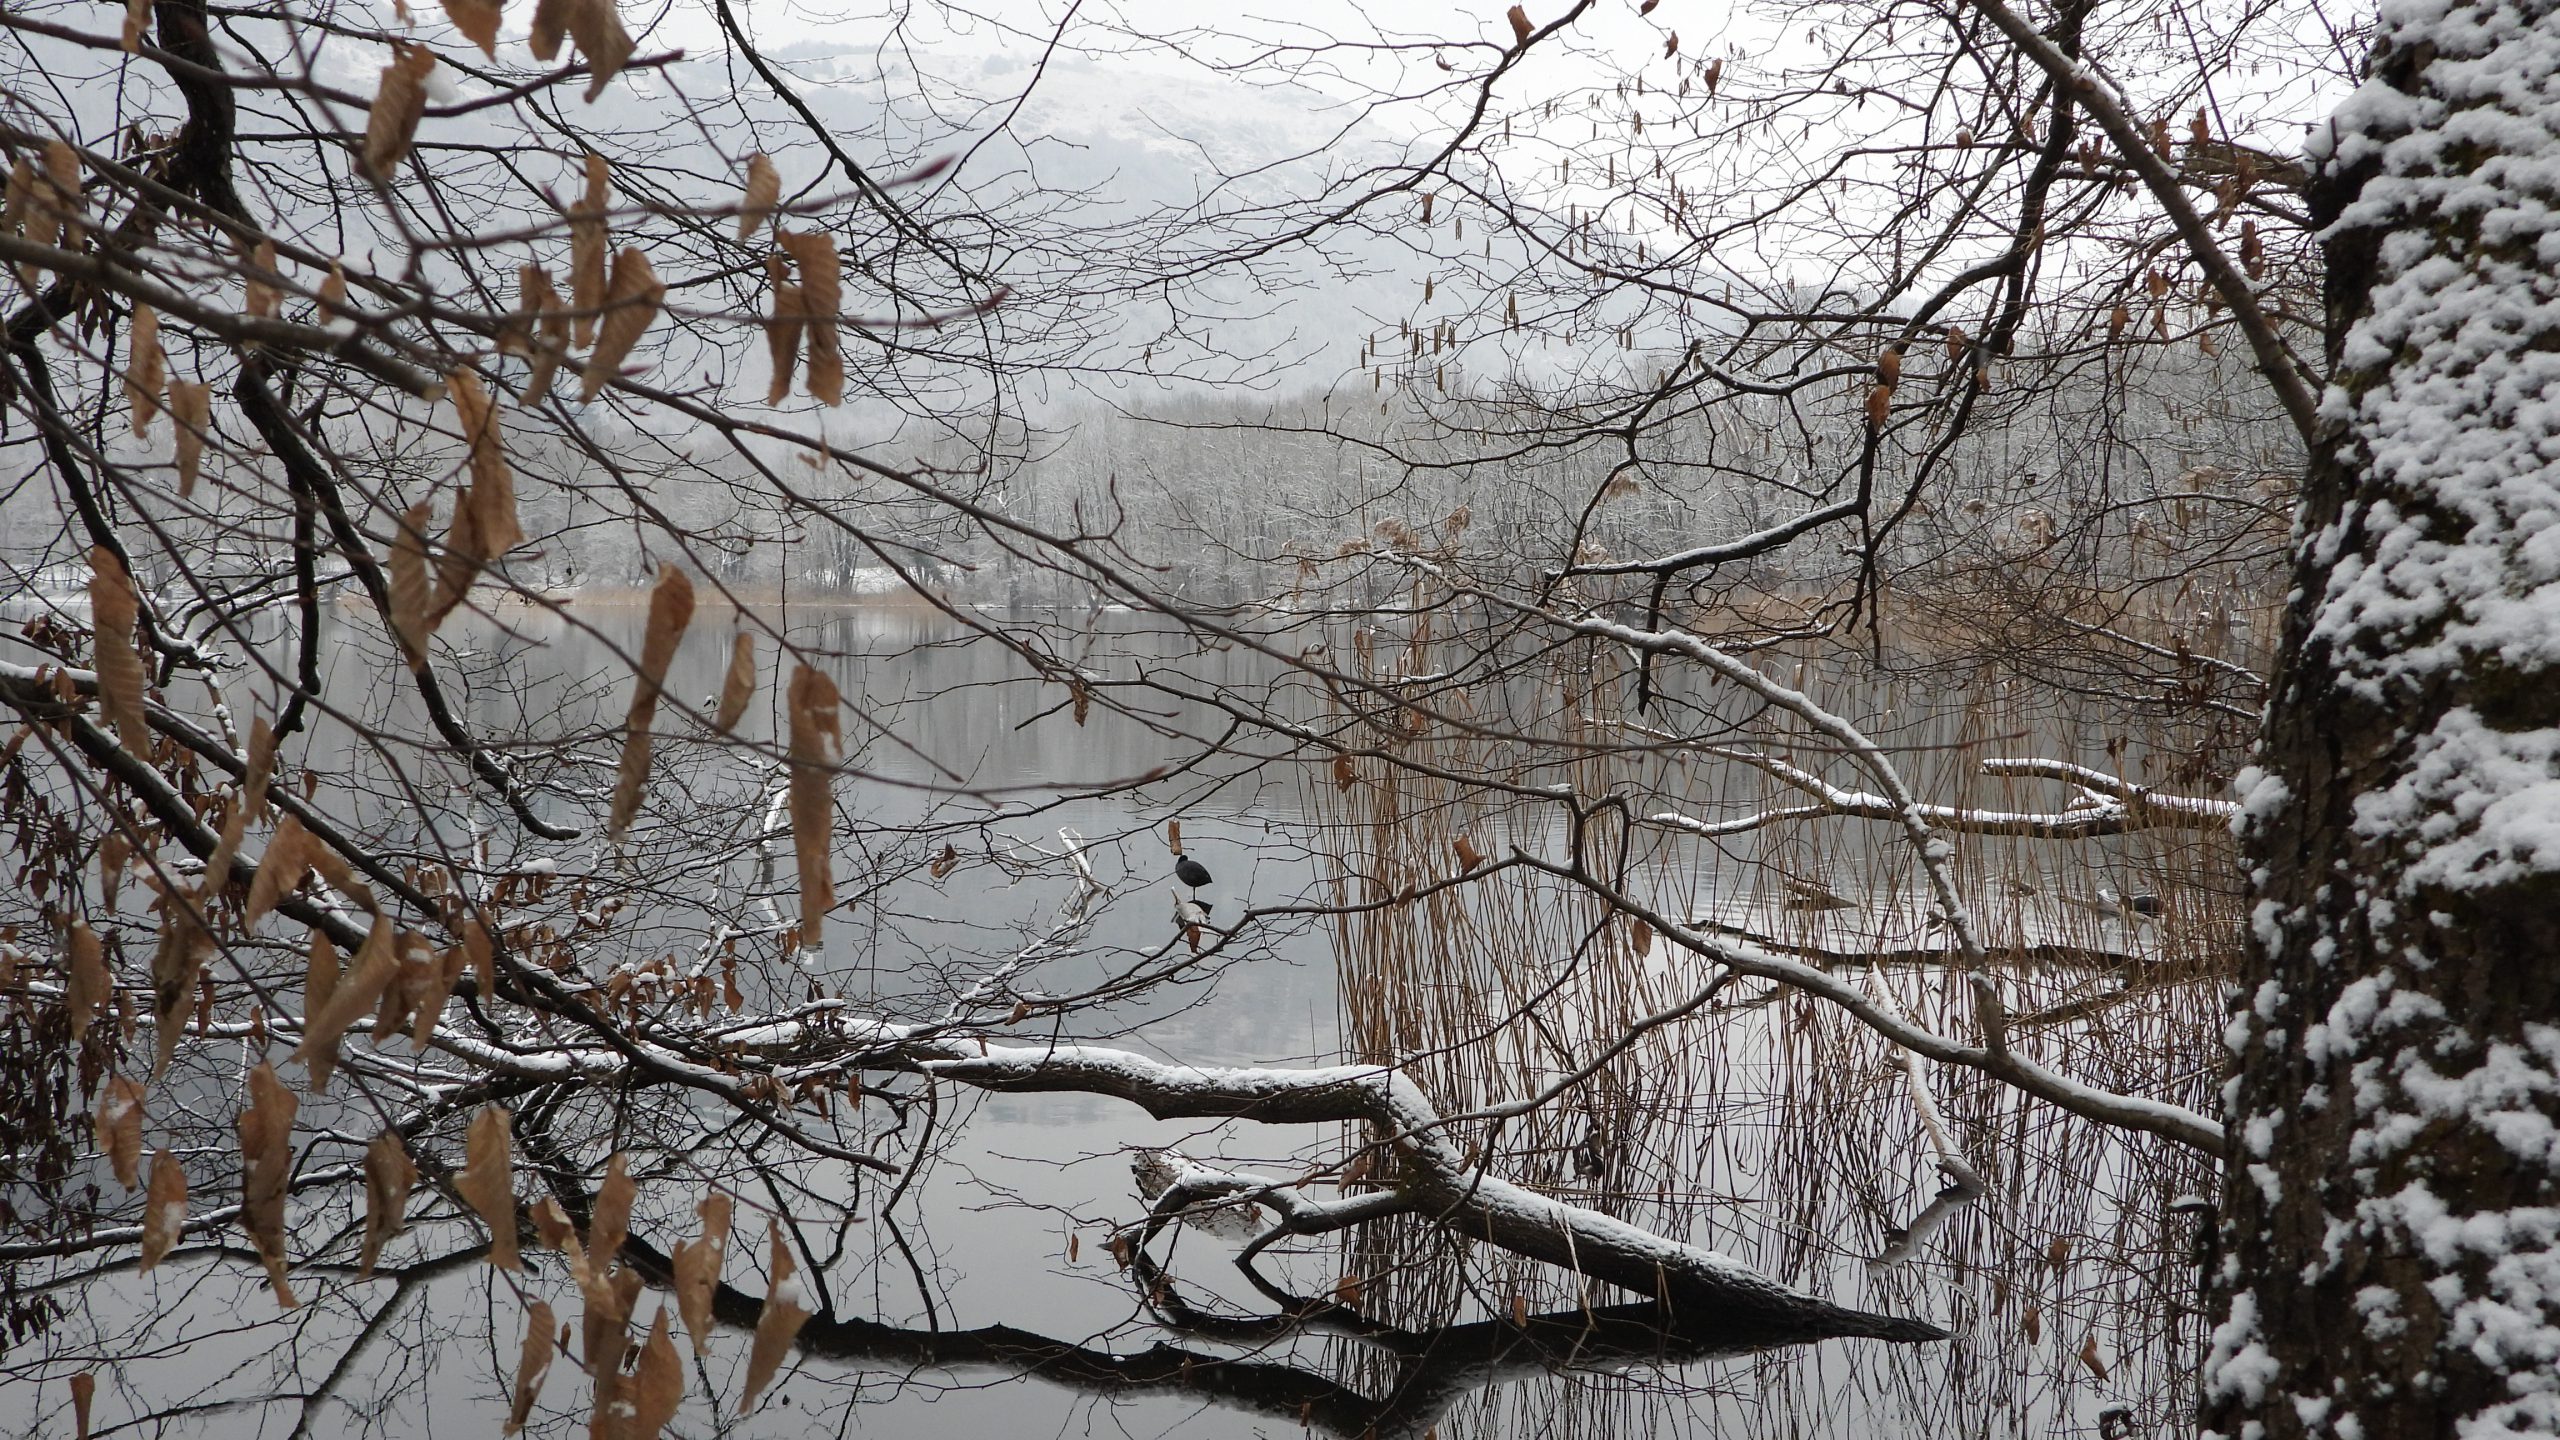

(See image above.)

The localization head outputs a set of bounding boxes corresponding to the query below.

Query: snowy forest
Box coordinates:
[0,0,2549,1436]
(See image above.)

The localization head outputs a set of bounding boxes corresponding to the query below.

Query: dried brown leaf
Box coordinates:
[290,910,395,1093]
[123,0,149,50]
[714,631,756,730]
[504,1300,556,1436]
[518,275,567,405]
[762,273,804,405]
[775,229,842,405]
[587,1151,635,1272]
[442,0,501,56]
[243,716,278,821]
[148,899,210,1077]
[88,546,149,753]
[125,303,164,436]
[786,664,842,948]
[359,1131,415,1277]
[433,485,485,628]
[243,813,311,931]
[304,835,373,910]
[1506,5,1531,46]
[300,928,339,1025]
[609,567,694,839]
[457,1103,520,1270]
[244,239,280,320]
[367,931,431,1043]
[462,915,493,992]
[361,44,437,180]
[674,1191,732,1356]
[69,1374,93,1440]
[504,264,558,354]
[529,0,569,58]
[448,369,523,556]
[1452,834,1484,874]
[529,1195,577,1252]
[236,1061,299,1307]
[579,247,663,400]
[738,152,780,239]
[741,1219,810,1413]
[139,1148,187,1271]
[66,921,109,1044]
[40,140,83,256]
[167,377,212,498]
[570,152,609,347]
[99,830,130,909]
[2,158,29,241]
[581,1264,642,1424]
[95,1074,144,1190]
[2078,1333,2109,1380]
[203,796,250,905]
[627,1305,683,1438]
[408,942,466,1048]
[385,499,438,669]
[561,0,635,99]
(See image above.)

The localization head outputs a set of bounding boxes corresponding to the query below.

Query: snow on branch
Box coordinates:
[717,1019,1945,1339]
[1652,749,2237,839]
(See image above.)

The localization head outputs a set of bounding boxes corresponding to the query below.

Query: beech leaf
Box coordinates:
[503,1300,556,1435]
[786,664,842,948]
[359,1131,415,1277]
[628,1305,683,1438]
[674,1191,732,1355]
[579,247,664,401]
[361,44,436,180]
[243,814,311,931]
[775,229,842,406]
[441,0,501,56]
[88,547,150,754]
[290,911,396,1093]
[609,567,695,839]
[385,498,439,669]
[738,152,780,239]
[125,303,164,437]
[236,1061,299,1307]
[457,1104,521,1270]
[715,631,756,731]
[139,1148,187,1271]
[740,1219,810,1413]
[65,921,109,1044]
[569,152,610,348]
[95,1074,144,1190]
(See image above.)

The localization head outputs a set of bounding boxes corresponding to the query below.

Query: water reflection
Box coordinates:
[0,601,2217,1439]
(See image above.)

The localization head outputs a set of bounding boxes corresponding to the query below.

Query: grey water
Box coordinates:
[0,596,2206,1439]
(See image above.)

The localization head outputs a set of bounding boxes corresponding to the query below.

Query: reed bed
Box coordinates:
[1295,610,2243,1437]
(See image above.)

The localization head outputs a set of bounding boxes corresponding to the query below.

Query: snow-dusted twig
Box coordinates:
[941,827,1102,1021]
[1650,748,2236,838]
[1516,858,2223,1154]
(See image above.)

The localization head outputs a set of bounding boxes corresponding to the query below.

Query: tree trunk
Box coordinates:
[2210,4,2560,1435]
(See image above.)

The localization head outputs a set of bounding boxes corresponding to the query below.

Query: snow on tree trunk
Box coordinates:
[2210,3,2560,1436]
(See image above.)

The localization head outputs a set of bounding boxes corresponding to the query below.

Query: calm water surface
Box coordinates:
[1,598,2209,1439]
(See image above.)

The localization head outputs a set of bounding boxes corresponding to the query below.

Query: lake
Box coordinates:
[0,592,2229,1439]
